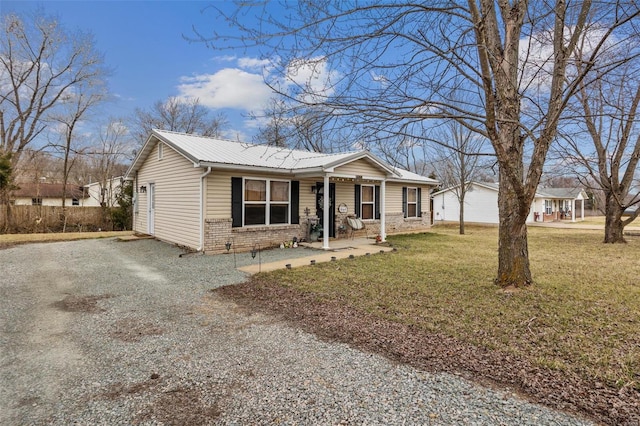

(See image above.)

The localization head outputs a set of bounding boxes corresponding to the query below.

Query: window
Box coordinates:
[243,179,289,225]
[32,198,42,206]
[361,185,375,219]
[406,187,418,217]
[545,200,552,215]
[158,142,163,160]
[72,198,79,206]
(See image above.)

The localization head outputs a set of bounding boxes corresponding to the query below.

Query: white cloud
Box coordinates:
[177,67,273,111]
[284,56,340,103]
[519,25,617,94]
[237,57,273,70]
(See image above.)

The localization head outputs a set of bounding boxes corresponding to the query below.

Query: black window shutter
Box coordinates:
[291,181,299,224]
[402,186,407,218]
[417,187,422,217]
[231,177,242,228]
[354,184,361,218]
[375,185,381,219]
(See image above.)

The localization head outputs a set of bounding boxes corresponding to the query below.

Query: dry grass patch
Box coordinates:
[0,230,132,249]
[257,226,640,392]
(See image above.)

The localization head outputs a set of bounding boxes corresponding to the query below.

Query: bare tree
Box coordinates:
[252,98,353,153]
[49,82,106,223]
[432,121,490,234]
[0,11,106,230]
[130,97,228,145]
[88,118,132,207]
[252,98,291,147]
[200,1,640,288]
[557,60,640,243]
[0,11,105,191]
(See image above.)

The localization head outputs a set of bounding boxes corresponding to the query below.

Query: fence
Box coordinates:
[0,205,115,233]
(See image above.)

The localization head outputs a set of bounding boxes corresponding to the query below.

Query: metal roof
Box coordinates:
[126,129,438,185]
[432,181,586,200]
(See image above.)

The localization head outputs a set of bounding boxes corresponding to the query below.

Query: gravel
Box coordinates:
[0,237,595,425]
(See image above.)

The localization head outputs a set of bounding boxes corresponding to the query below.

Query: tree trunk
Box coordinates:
[496,170,533,288]
[459,196,465,235]
[604,192,626,243]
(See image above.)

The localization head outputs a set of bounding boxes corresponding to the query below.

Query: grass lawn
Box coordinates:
[258,225,640,391]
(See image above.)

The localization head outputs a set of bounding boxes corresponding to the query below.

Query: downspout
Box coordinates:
[199,167,212,252]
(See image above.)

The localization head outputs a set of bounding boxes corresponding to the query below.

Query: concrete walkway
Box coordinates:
[529,220,640,231]
[238,238,394,274]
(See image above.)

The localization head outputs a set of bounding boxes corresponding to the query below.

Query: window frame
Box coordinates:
[406,187,418,218]
[545,199,552,215]
[32,197,42,206]
[360,184,375,220]
[242,177,291,226]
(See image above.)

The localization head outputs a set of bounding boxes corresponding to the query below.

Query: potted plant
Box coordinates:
[309,223,321,242]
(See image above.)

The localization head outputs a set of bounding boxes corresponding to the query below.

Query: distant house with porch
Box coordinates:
[125,130,439,253]
[432,181,588,225]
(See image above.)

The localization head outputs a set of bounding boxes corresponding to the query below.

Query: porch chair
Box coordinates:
[346,216,368,240]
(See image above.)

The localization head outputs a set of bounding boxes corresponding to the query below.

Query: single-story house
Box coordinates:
[125,129,439,253]
[83,177,123,207]
[11,182,87,206]
[432,181,588,225]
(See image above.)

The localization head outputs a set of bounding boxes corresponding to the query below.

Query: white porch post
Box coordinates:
[322,174,330,250]
[581,198,584,221]
[571,199,576,222]
[380,179,386,241]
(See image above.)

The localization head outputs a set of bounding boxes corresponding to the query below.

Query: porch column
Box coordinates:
[380,179,386,241]
[571,199,576,222]
[322,174,330,250]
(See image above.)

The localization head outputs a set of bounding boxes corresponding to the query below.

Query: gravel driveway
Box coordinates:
[1,238,594,425]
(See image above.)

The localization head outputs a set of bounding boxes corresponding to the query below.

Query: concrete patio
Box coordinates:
[237,237,395,274]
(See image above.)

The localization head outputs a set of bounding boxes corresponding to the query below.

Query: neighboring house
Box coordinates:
[432,181,588,225]
[125,129,439,253]
[11,182,87,207]
[83,177,123,207]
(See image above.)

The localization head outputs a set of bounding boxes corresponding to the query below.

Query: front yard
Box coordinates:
[219,225,640,424]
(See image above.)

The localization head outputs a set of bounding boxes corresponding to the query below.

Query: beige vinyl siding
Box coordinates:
[135,142,202,249]
[206,170,235,219]
[386,182,405,213]
[334,182,356,215]
[386,182,431,215]
[298,178,316,218]
[333,159,386,178]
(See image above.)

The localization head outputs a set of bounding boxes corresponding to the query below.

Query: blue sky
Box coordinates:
[1,1,282,141]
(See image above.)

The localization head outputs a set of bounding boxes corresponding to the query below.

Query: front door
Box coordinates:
[315,182,336,238]
[147,183,155,235]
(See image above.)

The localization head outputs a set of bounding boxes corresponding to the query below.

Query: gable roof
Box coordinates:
[535,187,586,199]
[432,181,587,200]
[11,183,85,199]
[431,181,499,196]
[126,129,438,185]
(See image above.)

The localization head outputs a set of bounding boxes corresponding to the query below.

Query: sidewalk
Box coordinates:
[529,220,640,231]
[237,237,394,274]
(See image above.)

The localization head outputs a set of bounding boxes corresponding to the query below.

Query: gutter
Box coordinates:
[198,166,212,252]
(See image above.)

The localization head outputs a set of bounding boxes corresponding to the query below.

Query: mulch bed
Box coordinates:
[215,279,640,426]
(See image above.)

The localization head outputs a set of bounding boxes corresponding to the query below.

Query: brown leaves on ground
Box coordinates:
[110,318,164,342]
[215,279,640,426]
[133,386,221,425]
[52,294,112,313]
